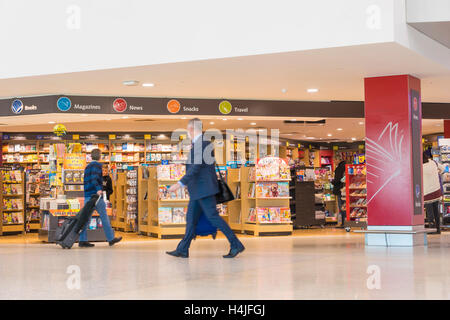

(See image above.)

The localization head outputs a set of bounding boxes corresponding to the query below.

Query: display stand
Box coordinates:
[344,164,367,231]
[314,167,334,224]
[25,169,41,232]
[142,165,188,239]
[292,181,318,228]
[438,138,450,229]
[111,172,130,232]
[138,166,150,234]
[227,167,243,233]
[0,168,25,235]
[39,208,106,243]
[243,157,293,236]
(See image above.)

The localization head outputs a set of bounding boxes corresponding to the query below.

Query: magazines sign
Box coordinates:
[63,153,86,170]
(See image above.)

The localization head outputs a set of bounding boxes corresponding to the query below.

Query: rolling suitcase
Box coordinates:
[194,213,217,240]
[56,194,101,249]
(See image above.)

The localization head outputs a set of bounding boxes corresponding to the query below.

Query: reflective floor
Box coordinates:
[0,229,449,300]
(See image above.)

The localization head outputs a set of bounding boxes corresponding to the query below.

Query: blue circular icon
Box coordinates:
[57,97,72,111]
[11,99,23,114]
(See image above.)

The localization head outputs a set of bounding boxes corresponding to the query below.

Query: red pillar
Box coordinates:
[444,120,450,138]
[364,75,425,246]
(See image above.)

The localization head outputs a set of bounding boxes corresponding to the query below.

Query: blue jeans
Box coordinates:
[79,197,115,242]
[176,195,243,254]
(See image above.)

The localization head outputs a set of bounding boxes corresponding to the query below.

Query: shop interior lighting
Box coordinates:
[307,88,319,93]
[123,80,139,86]
[142,83,155,87]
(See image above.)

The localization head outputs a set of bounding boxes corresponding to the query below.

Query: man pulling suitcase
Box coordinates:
[57,149,122,249]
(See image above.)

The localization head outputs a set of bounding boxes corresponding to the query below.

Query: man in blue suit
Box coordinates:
[166,118,245,258]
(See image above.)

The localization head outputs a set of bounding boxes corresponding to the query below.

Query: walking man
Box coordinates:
[79,149,122,247]
[166,118,245,258]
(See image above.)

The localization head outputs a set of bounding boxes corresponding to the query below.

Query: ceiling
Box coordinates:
[0,41,448,142]
[0,42,449,103]
[409,21,450,49]
[0,114,443,143]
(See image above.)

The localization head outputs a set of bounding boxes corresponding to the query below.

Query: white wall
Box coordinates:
[394,0,450,70]
[0,0,394,79]
[406,0,450,22]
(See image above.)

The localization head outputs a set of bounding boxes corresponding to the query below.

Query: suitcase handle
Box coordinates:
[94,193,102,206]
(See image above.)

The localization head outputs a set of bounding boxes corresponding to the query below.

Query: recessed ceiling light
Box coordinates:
[327,134,332,137]
[351,137,357,141]
[121,116,129,119]
[285,133,293,136]
[106,119,112,121]
[307,88,319,93]
[142,83,155,87]
[181,117,187,119]
[210,121,215,125]
[281,88,287,93]
[222,118,227,121]
[250,122,256,125]
[359,121,364,125]
[81,114,88,117]
[48,121,55,124]
[237,118,243,120]
[123,80,139,86]
[291,119,297,121]
[337,128,343,131]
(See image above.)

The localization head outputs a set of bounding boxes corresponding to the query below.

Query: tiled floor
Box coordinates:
[0,228,449,300]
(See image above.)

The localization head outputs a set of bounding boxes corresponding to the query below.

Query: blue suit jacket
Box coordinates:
[180,135,219,201]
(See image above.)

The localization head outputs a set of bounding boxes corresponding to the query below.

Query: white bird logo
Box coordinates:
[365,121,404,204]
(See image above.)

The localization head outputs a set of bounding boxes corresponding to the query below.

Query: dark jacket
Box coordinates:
[180,135,219,201]
[332,161,346,196]
[84,161,103,198]
[102,175,113,201]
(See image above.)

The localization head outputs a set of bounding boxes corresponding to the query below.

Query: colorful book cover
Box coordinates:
[172,207,186,223]
[157,165,171,180]
[278,182,289,197]
[247,208,256,222]
[158,207,172,224]
[88,218,97,230]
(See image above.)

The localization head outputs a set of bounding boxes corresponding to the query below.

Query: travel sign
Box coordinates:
[0,94,367,118]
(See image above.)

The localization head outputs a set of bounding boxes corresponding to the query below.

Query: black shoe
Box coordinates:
[109,236,122,246]
[223,245,245,258]
[166,250,189,258]
[79,241,95,248]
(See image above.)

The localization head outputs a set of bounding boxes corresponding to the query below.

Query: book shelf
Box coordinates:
[243,163,293,236]
[0,169,25,235]
[345,164,367,230]
[110,172,135,232]
[25,169,42,232]
[225,168,241,231]
[137,166,188,239]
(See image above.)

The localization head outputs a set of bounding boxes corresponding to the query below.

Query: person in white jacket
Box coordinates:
[423,151,444,234]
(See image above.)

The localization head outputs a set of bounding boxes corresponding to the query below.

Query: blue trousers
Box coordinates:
[176,195,243,254]
[79,197,115,242]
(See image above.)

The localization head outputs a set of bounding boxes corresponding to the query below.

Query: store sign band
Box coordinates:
[0,95,365,118]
